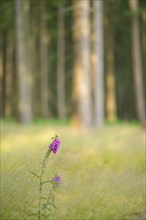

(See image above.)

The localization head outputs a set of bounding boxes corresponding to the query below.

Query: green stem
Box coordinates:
[38,149,51,220]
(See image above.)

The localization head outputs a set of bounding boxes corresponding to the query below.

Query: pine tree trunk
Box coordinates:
[0,45,2,116]
[129,0,145,123]
[32,4,41,118]
[142,8,146,105]
[105,0,117,122]
[92,0,104,127]
[15,0,33,123]
[1,29,7,117]
[23,0,34,118]
[39,0,50,118]
[0,32,4,117]
[72,0,92,128]
[5,32,13,117]
[57,7,66,119]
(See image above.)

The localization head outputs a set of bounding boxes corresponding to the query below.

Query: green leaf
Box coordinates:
[24,201,36,209]
[51,134,58,140]
[30,171,40,179]
[28,213,38,216]
[42,180,51,185]
[41,196,47,200]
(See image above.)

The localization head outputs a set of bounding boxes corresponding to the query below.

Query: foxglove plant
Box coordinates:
[31,135,61,220]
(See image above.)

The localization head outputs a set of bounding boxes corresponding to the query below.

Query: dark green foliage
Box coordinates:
[114,0,136,120]
[0,0,13,30]
[0,0,145,122]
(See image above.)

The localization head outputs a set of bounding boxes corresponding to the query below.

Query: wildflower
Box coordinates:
[49,138,61,154]
[52,176,62,187]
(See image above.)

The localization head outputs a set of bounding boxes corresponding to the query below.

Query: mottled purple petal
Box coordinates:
[52,175,62,187]
[49,138,61,154]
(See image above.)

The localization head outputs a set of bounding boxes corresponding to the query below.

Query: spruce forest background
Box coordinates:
[0,0,145,127]
[1,1,146,219]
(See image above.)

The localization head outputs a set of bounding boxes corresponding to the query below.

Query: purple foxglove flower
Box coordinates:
[49,138,61,154]
[52,175,62,187]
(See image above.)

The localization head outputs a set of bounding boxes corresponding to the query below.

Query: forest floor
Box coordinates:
[1,120,146,220]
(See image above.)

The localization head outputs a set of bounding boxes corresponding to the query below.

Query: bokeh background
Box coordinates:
[0,0,145,125]
[0,0,146,220]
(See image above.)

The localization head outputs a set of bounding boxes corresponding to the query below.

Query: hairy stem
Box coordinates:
[38,149,51,220]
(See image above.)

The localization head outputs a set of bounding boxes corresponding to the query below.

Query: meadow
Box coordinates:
[1,120,146,220]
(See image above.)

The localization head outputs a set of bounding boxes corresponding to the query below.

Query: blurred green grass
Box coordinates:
[1,121,145,220]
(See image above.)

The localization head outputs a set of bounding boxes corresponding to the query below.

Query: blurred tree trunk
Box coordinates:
[23,0,34,118]
[0,42,2,117]
[11,40,18,119]
[5,31,13,117]
[142,8,146,104]
[15,0,33,123]
[32,4,41,118]
[92,0,104,127]
[72,0,92,128]
[105,0,117,122]
[57,7,65,119]
[39,0,50,118]
[35,37,41,117]
[129,0,145,123]
[1,30,7,117]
